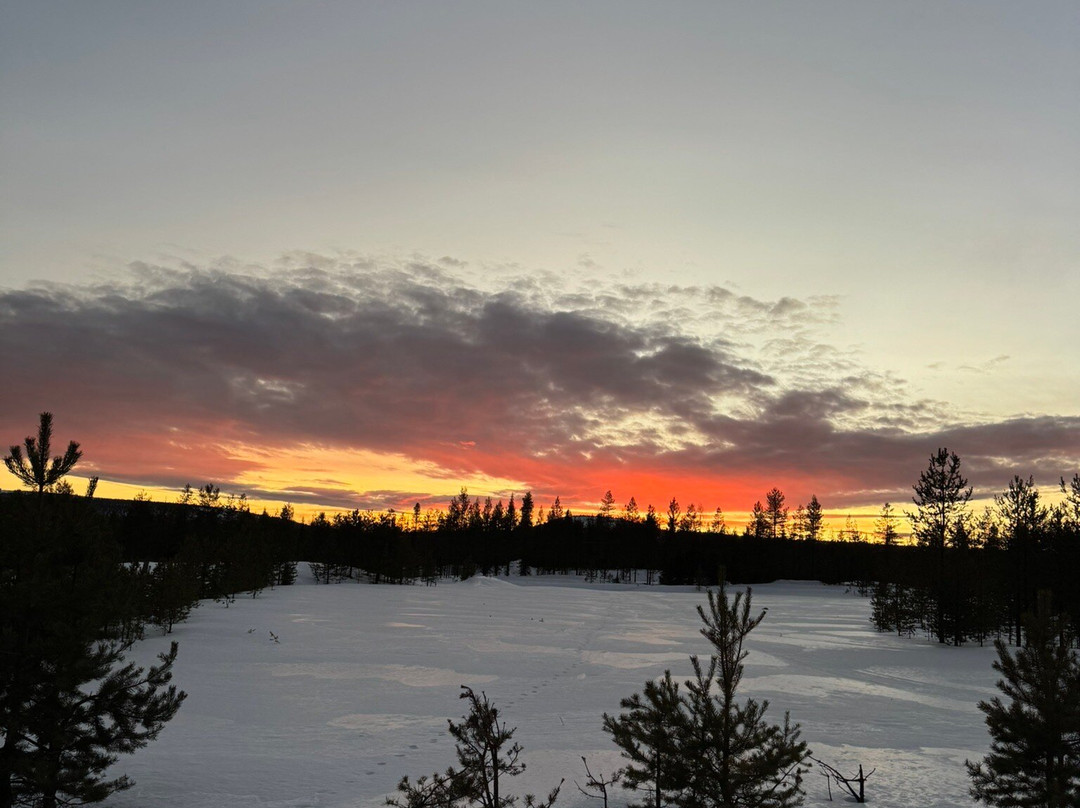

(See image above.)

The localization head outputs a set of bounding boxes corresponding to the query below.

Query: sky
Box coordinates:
[1,2,1078,526]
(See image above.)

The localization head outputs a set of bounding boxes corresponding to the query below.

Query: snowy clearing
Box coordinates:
[109,573,1000,808]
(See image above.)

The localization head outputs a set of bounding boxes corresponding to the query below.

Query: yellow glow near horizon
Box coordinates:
[223,442,526,516]
[3,452,1050,541]
[0,441,529,523]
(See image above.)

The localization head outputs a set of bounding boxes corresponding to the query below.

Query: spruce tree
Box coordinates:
[966,600,1080,807]
[518,492,534,530]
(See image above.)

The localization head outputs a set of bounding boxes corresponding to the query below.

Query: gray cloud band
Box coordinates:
[1,257,1076,509]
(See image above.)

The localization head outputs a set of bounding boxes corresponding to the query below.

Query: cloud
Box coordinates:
[958,354,1013,374]
[1,256,1076,513]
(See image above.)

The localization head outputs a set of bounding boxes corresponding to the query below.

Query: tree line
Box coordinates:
[290,453,1080,648]
[74,449,1080,644]
[869,449,1080,647]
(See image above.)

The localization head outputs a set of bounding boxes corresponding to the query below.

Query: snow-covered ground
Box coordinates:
[109,573,1000,807]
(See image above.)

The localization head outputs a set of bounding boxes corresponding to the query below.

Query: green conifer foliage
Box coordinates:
[605,584,808,808]
[390,687,560,808]
[3,412,82,495]
[1,416,186,808]
[967,601,1080,807]
[602,671,686,808]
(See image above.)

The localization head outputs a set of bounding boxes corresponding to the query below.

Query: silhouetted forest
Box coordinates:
[4,449,1077,649]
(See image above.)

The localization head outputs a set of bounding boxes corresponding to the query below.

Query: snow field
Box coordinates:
[109,573,1000,807]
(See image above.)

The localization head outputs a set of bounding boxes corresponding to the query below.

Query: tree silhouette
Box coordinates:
[1059,474,1080,533]
[749,502,768,540]
[764,488,787,540]
[3,412,82,495]
[599,490,616,519]
[1,416,185,808]
[875,502,899,546]
[805,496,823,542]
[391,687,561,808]
[667,498,681,535]
[996,476,1047,645]
[709,507,725,535]
[910,449,972,643]
[506,494,517,531]
[789,505,806,541]
[910,448,971,550]
[518,492,534,530]
[967,599,1080,807]
[548,497,564,522]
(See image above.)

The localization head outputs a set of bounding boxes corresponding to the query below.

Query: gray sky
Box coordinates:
[1,2,1077,513]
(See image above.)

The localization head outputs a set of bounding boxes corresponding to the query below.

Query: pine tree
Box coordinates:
[1,415,186,808]
[391,687,560,808]
[506,494,517,531]
[804,496,823,542]
[909,449,972,644]
[548,497,563,522]
[518,492,534,530]
[764,489,787,540]
[1060,473,1080,533]
[448,687,522,808]
[667,498,681,535]
[966,600,1080,807]
[3,412,82,496]
[602,671,686,808]
[789,505,806,542]
[599,490,616,520]
[710,507,725,535]
[684,585,808,808]
[11,639,184,807]
[749,502,769,540]
[680,503,700,534]
[875,503,899,546]
[910,448,971,550]
[996,476,1048,646]
[869,505,906,636]
[605,585,808,808]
